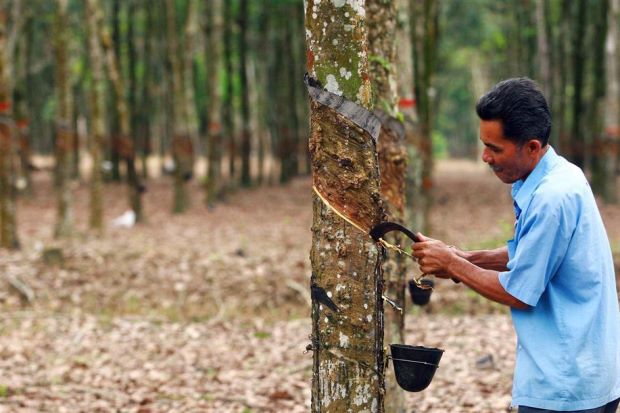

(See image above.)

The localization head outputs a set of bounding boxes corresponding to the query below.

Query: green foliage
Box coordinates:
[432,131,448,159]
[369,54,392,71]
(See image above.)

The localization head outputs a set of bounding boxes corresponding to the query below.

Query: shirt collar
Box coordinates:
[511,146,559,211]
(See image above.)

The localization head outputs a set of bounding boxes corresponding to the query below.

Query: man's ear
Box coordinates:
[527,139,542,155]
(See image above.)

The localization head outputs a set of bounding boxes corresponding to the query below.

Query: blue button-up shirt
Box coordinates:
[498,146,620,410]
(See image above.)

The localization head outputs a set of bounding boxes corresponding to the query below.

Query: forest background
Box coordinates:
[1,0,620,412]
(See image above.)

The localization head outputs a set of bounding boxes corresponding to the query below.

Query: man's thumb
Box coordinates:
[416,232,429,242]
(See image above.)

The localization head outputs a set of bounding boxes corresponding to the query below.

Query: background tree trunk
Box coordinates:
[99,0,144,222]
[570,0,587,168]
[0,3,20,249]
[306,1,385,411]
[53,0,75,239]
[535,0,551,100]
[596,0,619,202]
[409,0,439,234]
[165,0,192,213]
[205,0,223,206]
[367,0,407,411]
[223,0,237,190]
[238,0,251,187]
[85,0,106,231]
[109,0,121,182]
[590,0,609,196]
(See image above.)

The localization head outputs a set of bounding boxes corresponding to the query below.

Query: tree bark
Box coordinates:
[409,0,438,234]
[223,0,236,189]
[109,0,121,181]
[140,0,153,179]
[306,1,385,412]
[85,0,106,231]
[0,4,19,249]
[535,0,551,100]
[98,0,144,222]
[571,0,587,168]
[15,25,32,197]
[238,0,252,187]
[205,0,223,206]
[281,6,300,184]
[165,0,193,213]
[367,0,407,411]
[53,0,74,239]
[595,0,619,202]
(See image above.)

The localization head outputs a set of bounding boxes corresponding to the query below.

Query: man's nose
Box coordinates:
[481,149,492,164]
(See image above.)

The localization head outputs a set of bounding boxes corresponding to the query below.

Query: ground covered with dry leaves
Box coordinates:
[1,160,620,413]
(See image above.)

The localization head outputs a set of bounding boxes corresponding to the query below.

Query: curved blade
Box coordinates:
[369,221,419,243]
[370,221,461,284]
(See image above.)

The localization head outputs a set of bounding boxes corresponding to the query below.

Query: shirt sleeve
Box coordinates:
[498,195,573,307]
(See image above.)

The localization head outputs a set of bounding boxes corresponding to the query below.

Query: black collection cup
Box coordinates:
[390,344,444,392]
[408,278,434,306]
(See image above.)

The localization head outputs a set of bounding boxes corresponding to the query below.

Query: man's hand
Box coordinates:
[412,233,460,280]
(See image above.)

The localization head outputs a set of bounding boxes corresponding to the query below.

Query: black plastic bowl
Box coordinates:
[391,344,444,365]
[390,344,444,392]
[391,358,439,392]
[408,278,434,306]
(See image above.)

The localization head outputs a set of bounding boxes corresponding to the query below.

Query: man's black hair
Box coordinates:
[476,77,551,146]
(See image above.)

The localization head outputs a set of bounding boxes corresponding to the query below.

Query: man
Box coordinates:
[412,78,620,412]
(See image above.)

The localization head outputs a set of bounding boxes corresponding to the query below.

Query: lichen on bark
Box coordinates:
[306,0,372,105]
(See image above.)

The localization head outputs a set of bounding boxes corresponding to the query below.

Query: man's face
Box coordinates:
[479,120,538,184]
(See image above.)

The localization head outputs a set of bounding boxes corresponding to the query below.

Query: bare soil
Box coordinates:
[1,160,619,412]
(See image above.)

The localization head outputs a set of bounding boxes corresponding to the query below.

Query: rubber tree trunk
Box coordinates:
[367,0,407,411]
[15,25,32,196]
[306,1,386,411]
[571,0,587,168]
[109,0,121,181]
[141,2,153,180]
[409,0,438,234]
[223,0,236,190]
[127,0,140,179]
[266,1,282,185]
[535,0,551,100]
[182,0,199,165]
[85,0,106,231]
[53,0,74,239]
[594,0,619,202]
[281,8,301,184]
[553,0,571,152]
[238,0,252,187]
[98,0,144,222]
[590,0,609,196]
[0,5,19,249]
[394,0,423,236]
[165,0,193,213]
[205,0,223,206]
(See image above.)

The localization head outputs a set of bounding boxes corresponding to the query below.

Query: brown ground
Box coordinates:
[1,160,619,413]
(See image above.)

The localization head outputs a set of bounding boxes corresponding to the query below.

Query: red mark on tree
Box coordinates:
[605,126,620,138]
[399,98,416,108]
[307,50,315,71]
